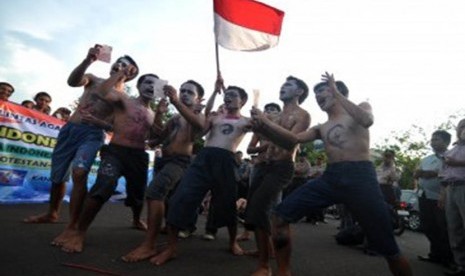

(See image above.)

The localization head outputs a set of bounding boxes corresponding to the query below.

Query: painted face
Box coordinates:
[223,89,242,110]
[110,57,132,75]
[138,75,159,100]
[264,105,280,116]
[179,82,199,106]
[0,84,14,101]
[279,79,300,102]
[314,84,335,111]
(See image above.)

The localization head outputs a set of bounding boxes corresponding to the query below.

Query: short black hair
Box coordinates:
[137,73,159,87]
[264,102,281,112]
[433,130,452,145]
[313,80,349,97]
[57,107,71,115]
[383,149,395,157]
[287,76,309,104]
[0,82,14,93]
[117,55,139,81]
[33,91,52,102]
[21,100,33,106]
[226,86,248,106]
[184,80,205,99]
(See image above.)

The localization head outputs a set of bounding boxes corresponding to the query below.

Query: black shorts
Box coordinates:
[166,147,239,230]
[245,161,294,233]
[89,144,149,207]
[145,155,191,200]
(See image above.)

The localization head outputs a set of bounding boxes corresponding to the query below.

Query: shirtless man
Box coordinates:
[236,102,282,243]
[59,67,157,253]
[245,77,310,276]
[151,76,250,265]
[24,46,138,231]
[251,72,412,276]
[122,80,204,263]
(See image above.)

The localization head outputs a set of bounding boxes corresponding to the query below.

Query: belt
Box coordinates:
[442,180,465,187]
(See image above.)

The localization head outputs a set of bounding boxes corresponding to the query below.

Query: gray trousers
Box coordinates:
[445,185,465,268]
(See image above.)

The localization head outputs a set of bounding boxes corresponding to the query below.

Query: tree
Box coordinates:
[299,140,327,165]
[373,110,465,189]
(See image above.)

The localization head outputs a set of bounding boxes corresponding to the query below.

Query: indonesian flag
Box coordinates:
[214,0,285,51]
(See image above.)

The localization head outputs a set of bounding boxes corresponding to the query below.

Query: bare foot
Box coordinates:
[51,229,74,247]
[149,247,177,266]
[132,219,148,231]
[251,267,272,276]
[236,232,251,242]
[230,242,244,256]
[244,249,259,257]
[23,213,58,224]
[122,244,157,263]
[61,232,84,253]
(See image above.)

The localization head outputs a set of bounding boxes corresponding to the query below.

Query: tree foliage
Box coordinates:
[298,110,465,190]
[373,110,465,189]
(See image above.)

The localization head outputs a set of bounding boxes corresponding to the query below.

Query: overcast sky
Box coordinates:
[1,0,465,151]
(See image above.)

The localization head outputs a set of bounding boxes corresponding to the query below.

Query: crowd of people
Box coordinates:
[2,44,465,276]
[0,82,71,121]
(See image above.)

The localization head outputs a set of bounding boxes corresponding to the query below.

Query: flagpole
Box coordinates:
[215,41,221,76]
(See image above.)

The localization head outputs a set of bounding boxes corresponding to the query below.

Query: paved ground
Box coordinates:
[0,202,445,276]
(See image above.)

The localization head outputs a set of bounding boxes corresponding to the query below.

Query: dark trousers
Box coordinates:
[419,195,453,262]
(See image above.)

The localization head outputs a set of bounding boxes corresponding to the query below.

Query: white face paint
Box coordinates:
[179,82,199,106]
[138,75,159,100]
[314,85,335,111]
[279,79,300,102]
[110,57,132,75]
[264,105,280,116]
[223,89,241,110]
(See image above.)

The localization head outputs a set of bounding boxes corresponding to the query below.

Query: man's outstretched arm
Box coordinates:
[251,107,319,150]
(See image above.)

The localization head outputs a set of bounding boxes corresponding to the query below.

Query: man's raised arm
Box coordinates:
[323,72,374,128]
[67,46,100,87]
[163,85,209,133]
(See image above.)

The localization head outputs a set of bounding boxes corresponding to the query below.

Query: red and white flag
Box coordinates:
[213,0,285,51]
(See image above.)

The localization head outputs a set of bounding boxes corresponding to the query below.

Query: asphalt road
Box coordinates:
[0,202,445,276]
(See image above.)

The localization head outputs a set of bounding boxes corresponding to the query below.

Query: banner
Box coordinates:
[0,100,154,203]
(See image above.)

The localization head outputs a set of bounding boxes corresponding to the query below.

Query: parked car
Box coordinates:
[400,189,421,231]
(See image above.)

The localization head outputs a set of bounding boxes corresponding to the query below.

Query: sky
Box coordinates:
[1,0,465,153]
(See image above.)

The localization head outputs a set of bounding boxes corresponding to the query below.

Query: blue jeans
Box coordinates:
[50,122,104,184]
